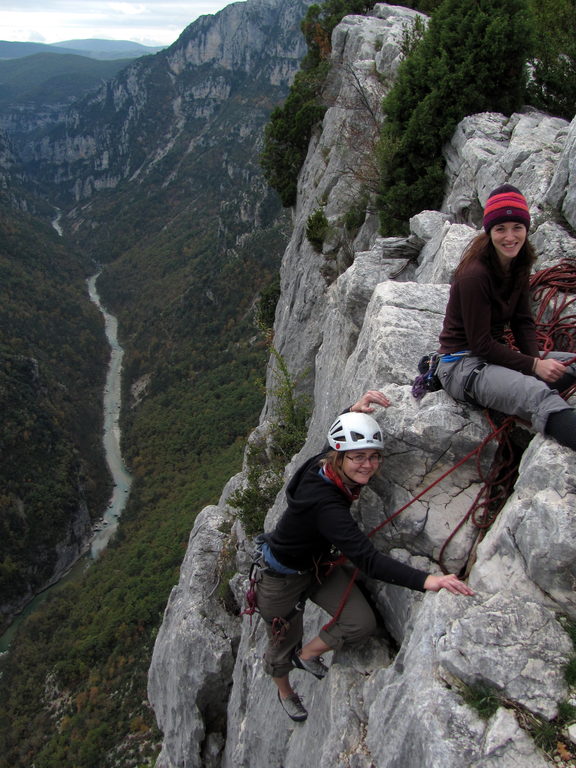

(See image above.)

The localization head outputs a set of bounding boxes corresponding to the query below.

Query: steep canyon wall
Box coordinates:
[147,4,576,767]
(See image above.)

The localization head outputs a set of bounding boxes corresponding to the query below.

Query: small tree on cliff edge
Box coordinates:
[378,0,533,235]
[261,0,376,208]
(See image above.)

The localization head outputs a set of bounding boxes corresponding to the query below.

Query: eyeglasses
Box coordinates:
[345,453,383,465]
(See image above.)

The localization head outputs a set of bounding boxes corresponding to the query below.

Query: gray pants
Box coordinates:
[256,565,377,678]
[437,351,576,434]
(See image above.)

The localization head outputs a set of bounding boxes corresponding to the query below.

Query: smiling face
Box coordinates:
[490,221,527,270]
[341,450,383,485]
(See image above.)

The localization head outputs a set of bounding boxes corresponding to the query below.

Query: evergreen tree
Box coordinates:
[378,0,533,234]
[260,64,329,207]
[526,0,576,120]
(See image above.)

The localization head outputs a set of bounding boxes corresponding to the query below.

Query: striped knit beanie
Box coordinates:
[483,184,530,233]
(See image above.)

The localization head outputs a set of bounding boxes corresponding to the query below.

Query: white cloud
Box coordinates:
[0,0,234,46]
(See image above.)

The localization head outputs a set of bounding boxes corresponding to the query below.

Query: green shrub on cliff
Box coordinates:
[526,0,576,120]
[261,0,376,207]
[378,0,533,234]
[261,63,329,207]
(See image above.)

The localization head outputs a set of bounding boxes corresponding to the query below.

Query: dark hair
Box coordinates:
[454,230,536,282]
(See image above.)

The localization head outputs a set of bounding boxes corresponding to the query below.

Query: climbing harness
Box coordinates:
[241,534,314,645]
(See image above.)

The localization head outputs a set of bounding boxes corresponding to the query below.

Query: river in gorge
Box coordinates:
[0,272,132,654]
[86,273,132,557]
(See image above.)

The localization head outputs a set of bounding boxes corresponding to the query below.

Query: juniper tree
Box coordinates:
[526,0,576,120]
[378,0,533,235]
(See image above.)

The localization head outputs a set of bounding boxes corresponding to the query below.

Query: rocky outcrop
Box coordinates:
[148,5,576,767]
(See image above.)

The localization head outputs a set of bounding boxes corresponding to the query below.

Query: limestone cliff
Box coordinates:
[148,5,576,767]
[2,0,311,209]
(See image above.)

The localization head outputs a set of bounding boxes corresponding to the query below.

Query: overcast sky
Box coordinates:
[1,1,237,47]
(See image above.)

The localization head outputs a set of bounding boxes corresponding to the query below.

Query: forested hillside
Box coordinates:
[0,53,132,109]
[0,0,574,765]
[0,206,109,629]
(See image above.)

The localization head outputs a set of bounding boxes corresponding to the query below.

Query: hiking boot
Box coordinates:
[277,690,308,722]
[291,649,328,679]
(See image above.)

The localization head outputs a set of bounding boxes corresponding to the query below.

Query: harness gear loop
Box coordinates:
[241,534,319,636]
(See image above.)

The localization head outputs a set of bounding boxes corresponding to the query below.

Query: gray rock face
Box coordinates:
[547,116,576,229]
[148,6,576,767]
[148,504,238,768]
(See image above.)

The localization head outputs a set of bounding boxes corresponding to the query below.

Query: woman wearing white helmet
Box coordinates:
[255,389,474,723]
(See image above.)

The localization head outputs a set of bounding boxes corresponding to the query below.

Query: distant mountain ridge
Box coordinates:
[0,38,165,61]
[0,53,132,110]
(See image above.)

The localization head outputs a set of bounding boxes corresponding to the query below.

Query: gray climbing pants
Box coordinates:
[437,350,576,434]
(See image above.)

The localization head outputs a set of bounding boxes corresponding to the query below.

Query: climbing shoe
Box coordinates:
[277,690,308,722]
[291,649,328,679]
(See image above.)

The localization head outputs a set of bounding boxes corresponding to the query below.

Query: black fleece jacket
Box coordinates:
[267,452,428,592]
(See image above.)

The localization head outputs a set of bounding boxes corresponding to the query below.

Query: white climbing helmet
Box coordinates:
[327,412,384,451]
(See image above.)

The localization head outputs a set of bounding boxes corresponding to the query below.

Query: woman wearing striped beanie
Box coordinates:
[436,183,576,450]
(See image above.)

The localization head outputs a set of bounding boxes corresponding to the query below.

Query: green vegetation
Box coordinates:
[397,1,444,10]
[0,442,243,768]
[306,206,330,251]
[268,346,311,463]
[261,0,377,207]
[261,0,575,235]
[0,171,289,768]
[229,439,284,535]
[262,0,576,238]
[461,681,501,720]
[458,617,576,763]
[229,345,310,535]
[261,63,329,207]
[0,25,296,762]
[460,678,576,760]
[377,0,532,234]
[255,276,281,332]
[343,191,370,234]
[0,53,130,108]
[0,209,109,622]
[526,0,576,120]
